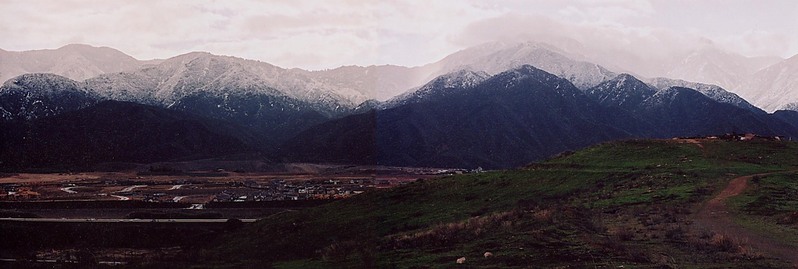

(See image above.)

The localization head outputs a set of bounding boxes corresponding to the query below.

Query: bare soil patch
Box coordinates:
[694,172,798,265]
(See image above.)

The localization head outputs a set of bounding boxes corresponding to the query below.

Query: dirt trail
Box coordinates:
[693,172,798,265]
[682,139,705,149]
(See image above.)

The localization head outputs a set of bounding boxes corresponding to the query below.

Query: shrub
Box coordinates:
[709,234,736,252]
[614,228,635,241]
[387,210,524,249]
[664,225,686,241]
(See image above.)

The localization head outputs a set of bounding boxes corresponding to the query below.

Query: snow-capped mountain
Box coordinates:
[585,74,656,111]
[85,51,364,112]
[0,44,152,83]
[281,65,642,169]
[661,48,781,91]
[83,52,376,143]
[2,42,782,114]
[382,69,490,108]
[306,65,428,102]
[423,42,617,91]
[735,54,798,112]
[635,86,787,137]
[647,77,764,114]
[582,73,793,138]
[0,73,98,121]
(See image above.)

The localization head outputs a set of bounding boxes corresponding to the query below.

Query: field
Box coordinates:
[0,164,445,267]
[178,138,798,268]
[5,139,798,268]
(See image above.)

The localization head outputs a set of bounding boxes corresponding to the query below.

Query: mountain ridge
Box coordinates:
[0,44,150,83]
[4,42,795,111]
[0,100,258,170]
[282,67,798,169]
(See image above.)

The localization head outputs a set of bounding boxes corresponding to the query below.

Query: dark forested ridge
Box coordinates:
[281,67,798,169]
[3,65,798,170]
[0,101,258,170]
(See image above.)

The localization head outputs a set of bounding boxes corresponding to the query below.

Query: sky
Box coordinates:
[1,0,797,70]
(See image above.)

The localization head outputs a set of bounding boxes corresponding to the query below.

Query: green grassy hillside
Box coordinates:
[170,139,798,268]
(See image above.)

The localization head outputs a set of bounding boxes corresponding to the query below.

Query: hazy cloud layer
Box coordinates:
[1,0,796,69]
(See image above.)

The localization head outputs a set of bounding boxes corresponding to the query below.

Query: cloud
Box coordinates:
[450,11,714,76]
[717,31,791,59]
[0,0,796,70]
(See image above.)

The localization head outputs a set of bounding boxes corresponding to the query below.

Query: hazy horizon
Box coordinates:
[2,0,797,70]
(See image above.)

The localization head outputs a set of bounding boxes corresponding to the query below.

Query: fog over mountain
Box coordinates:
[281,67,798,169]
[3,41,798,113]
[0,44,157,83]
[5,41,798,169]
[0,40,798,112]
[736,55,798,112]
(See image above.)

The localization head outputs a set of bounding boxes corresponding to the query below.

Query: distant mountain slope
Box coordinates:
[169,91,330,143]
[0,73,98,122]
[2,43,793,170]
[85,52,363,110]
[772,110,798,131]
[306,65,428,102]
[736,54,798,112]
[0,101,256,170]
[635,87,783,137]
[0,44,149,83]
[584,74,656,111]
[663,48,773,91]
[279,110,377,164]
[281,65,646,169]
[424,42,617,90]
[647,77,764,114]
[587,74,791,137]
[382,69,490,109]
[284,67,798,169]
[83,52,361,142]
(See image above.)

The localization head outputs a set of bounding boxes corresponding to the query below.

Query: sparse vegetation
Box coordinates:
[151,139,798,268]
[728,172,798,246]
[7,139,798,268]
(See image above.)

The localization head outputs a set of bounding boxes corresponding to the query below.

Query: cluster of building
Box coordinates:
[1,167,483,203]
[212,178,391,202]
[677,133,788,141]
[0,184,40,200]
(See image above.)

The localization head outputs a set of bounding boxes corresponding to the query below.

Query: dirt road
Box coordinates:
[693,172,798,265]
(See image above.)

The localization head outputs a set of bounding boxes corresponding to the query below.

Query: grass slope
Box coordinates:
[159,139,798,268]
[729,172,798,246]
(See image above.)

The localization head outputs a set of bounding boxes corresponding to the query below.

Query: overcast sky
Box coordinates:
[1,0,797,70]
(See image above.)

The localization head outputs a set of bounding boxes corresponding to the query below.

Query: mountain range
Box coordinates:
[2,43,798,170]
[0,44,159,83]
[281,67,798,169]
[0,100,255,170]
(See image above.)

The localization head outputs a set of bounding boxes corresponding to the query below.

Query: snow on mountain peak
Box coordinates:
[735,54,798,112]
[382,69,490,108]
[435,69,490,89]
[0,73,97,121]
[649,77,764,114]
[418,41,616,92]
[84,52,369,109]
[584,73,655,110]
[0,44,146,83]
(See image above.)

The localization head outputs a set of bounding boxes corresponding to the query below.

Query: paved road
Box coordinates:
[0,217,257,223]
[0,258,126,265]
[118,185,147,193]
[110,194,130,200]
[59,187,77,194]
